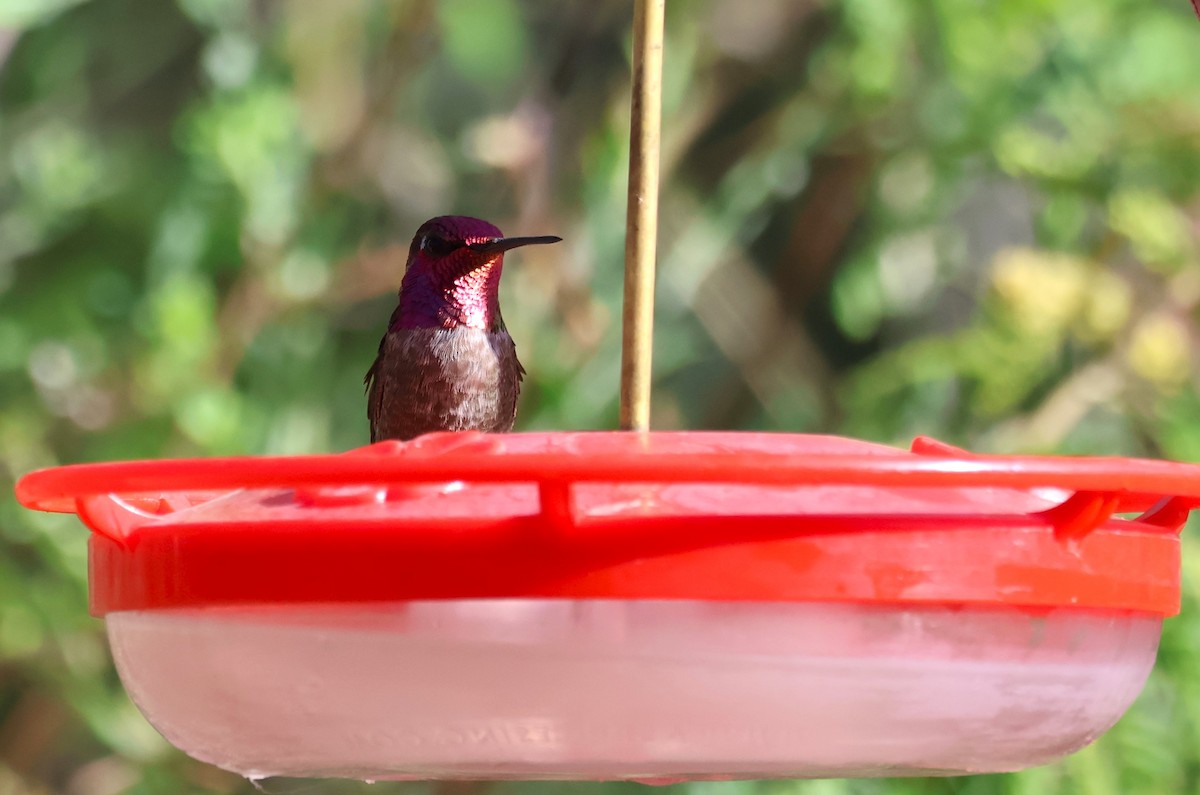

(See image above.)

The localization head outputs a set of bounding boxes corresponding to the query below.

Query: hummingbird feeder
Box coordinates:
[14,0,1200,784]
[13,431,1200,780]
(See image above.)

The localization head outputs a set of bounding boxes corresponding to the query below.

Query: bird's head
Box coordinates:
[393,215,560,332]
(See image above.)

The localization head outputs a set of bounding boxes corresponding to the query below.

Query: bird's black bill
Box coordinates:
[468,235,562,255]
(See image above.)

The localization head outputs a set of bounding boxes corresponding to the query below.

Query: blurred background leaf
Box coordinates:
[2,0,1200,793]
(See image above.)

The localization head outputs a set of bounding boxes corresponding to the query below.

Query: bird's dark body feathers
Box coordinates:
[365,326,524,442]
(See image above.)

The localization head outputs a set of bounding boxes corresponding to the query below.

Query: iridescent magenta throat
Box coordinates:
[392,256,503,331]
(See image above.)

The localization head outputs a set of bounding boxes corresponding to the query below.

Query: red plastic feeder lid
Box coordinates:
[14,432,1200,617]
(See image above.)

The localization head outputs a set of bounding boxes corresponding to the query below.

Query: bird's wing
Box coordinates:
[364,305,403,443]
[496,308,526,381]
[364,343,385,444]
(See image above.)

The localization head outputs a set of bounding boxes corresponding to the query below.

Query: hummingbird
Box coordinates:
[365,215,561,442]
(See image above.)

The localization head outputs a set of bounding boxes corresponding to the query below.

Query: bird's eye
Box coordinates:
[419,234,458,257]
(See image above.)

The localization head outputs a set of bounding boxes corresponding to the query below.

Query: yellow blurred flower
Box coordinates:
[1108,188,1195,272]
[990,248,1089,336]
[1078,269,1133,342]
[1127,312,1191,387]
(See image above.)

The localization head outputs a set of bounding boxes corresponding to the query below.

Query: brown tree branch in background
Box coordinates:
[314,0,438,192]
[659,5,856,428]
[694,252,838,428]
[676,4,831,195]
[0,687,68,783]
[772,147,876,315]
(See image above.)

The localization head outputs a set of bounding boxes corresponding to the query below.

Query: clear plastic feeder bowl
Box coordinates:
[15,431,1200,782]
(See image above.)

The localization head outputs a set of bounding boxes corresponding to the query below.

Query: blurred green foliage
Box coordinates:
[1,0,1200,793]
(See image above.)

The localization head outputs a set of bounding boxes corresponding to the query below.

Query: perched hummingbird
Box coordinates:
[365,215,561,442]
